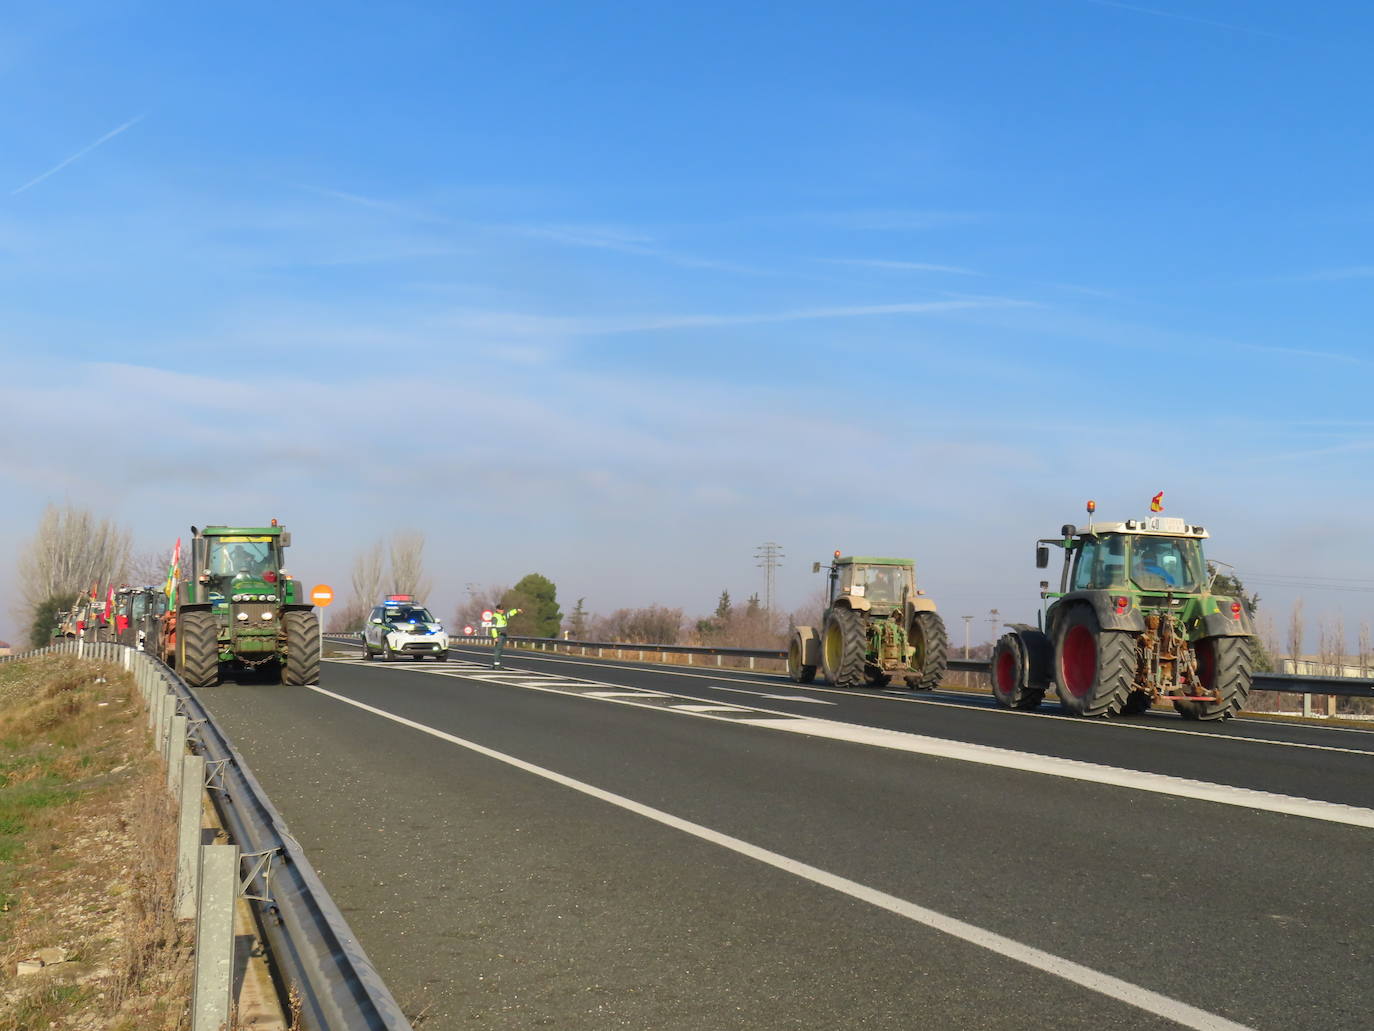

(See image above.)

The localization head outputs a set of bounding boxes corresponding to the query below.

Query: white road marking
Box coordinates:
[584,690,672,699]
[736,717,1374,830]
[305,685,1256,1031]
[671,704,752,713]
[434,652,1374,757]
[759,693,835,705]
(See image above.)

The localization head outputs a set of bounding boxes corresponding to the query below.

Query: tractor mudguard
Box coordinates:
[794,626,820,668]
[1049,592,1146,634]
[178,603,213,614]
[281,603,315,613]
[909,597,938,614]
[835,597,872,614]
[1201,610,1254,639]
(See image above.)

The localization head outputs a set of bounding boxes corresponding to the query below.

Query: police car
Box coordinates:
[362,595,450,661]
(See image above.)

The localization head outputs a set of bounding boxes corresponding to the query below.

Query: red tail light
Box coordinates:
[1230,601,1242,619]
[1114,596,1129,615]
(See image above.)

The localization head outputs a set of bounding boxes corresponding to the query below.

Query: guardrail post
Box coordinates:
[749,657,755,670]
[716,655,722,667]
[687,653,692,665]
[1302,693,1312,718]
[166,714,188,793]
[177,754,206,921]
[157,692,176,752]
[192,843,239,1031]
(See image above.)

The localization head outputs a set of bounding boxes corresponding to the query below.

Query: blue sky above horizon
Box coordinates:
[2,1,1372,647]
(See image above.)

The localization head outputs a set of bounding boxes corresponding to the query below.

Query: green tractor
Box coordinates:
[990,505,1256,719]
[170,523,319,688]
[788,553,948,689]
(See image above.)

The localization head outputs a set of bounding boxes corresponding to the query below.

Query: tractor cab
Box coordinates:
[1039,516,1211,603]
[826,556,916,613]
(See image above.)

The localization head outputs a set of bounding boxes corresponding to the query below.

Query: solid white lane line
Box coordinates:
[671,704,752,713]
[737,718,1374,830]
[305,685,1255,1031]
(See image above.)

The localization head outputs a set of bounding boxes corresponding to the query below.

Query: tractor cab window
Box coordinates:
[208,539,277,580]
[859,566,906,604]
[1130,536,1203,591]
[1071,535,1127,590]
[130,594,149,620]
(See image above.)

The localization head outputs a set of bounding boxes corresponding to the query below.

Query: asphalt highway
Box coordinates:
[194,644,1374,1030]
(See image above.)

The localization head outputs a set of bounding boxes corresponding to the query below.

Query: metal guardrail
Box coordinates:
[3,641,414,1031]
[336,631,1374,702]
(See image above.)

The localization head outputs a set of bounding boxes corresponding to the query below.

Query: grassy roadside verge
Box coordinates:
[0,654,191,1031]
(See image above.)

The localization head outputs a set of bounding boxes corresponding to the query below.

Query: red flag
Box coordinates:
[1150,491,1164,513]
[103,585,114,622]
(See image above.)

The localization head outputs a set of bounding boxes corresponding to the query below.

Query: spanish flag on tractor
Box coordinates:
[1150,491,1164,512]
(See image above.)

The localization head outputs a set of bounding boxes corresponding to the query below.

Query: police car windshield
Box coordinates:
[385,606,434,623]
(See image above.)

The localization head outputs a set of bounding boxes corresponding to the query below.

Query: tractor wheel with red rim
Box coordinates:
[990,631,1047,710]
[1176,636,1254,720]
[1052,605,1134,717]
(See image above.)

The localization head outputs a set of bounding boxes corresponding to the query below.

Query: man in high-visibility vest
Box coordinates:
[490,604,521,668]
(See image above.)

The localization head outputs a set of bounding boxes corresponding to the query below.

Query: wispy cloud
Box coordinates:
[1080,0,1294,42]
[1292,265,1374,282]
[800,209,986,232]
[11,113,145,196]
[1239,343,1373,367]
[820,258,981,276]
[435,297,1035,340]
[511,222,764,275]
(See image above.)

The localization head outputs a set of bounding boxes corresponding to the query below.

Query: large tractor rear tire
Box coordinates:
[282,611,320,686]
[904,611,948,690]
[787,635,817,683]
[822,607,866,688]
[990,631,1048,710]
[179,612,220,689]
[1053,605,1134,717]
[1176,636,1253,720]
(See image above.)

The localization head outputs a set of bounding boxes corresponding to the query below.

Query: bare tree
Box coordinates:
[328,598,369,632]
[350,540,387,609]
[18,503,132,631]
[126,547,172,587]
[1286,598,1305,675]
[388,531,432,599]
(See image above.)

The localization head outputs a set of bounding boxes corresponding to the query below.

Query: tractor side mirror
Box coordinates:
[1035,546,1050,569]
[812,561,821,573]
[280,532,292,547]
[371,618,384,625]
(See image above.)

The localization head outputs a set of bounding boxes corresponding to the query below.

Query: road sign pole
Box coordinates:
[310,585,335,660]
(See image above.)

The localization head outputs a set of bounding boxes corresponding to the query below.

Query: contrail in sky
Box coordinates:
[11,113,146,196]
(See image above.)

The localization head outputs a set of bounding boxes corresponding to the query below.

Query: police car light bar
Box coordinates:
[385,594,414,602]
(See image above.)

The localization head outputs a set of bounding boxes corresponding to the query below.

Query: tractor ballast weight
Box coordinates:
[991,510,1256,719]
[165,523,320,688]
[788,555,948,689]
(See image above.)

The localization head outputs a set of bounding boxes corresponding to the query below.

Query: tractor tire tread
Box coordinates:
[282,610,321,686]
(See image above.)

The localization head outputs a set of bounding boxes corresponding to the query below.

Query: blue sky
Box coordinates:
[2,1,1372,648]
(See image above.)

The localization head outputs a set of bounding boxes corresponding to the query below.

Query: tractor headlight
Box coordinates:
[261,611,274,621]
[236,612,249,621]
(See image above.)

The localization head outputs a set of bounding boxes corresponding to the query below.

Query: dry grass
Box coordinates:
[0,654,193,1031]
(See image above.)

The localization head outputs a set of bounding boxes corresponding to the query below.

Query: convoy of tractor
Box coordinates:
[49,498,1260,718]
